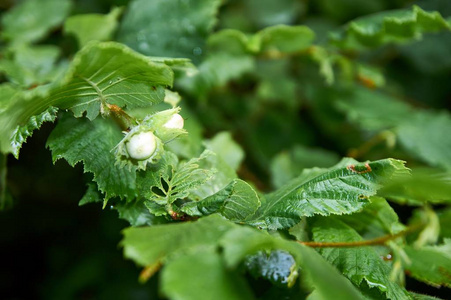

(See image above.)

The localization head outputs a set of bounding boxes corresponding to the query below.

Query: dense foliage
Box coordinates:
[1,0,451,299]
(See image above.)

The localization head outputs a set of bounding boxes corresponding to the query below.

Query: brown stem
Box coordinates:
[298,224,422,248]
[106,104,137,131]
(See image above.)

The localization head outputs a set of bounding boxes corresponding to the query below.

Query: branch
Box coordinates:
[298,224,422,248]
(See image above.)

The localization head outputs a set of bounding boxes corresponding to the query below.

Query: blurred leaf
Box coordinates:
[117,0,222,63]
[398,32,451,74]
[338,197,405,238]
[64,7,123,48]
[0,0,72,44]
[397,111,451,170]
[121,214,235,267]
[204,131,245,171]
[220,225,364,299]
[270,145,340,189]
[439,208,451,238]
[257,25,315,54]
[178,53,254,97]
[207,29,251,55]
[380,168,451,205]
[161,250,254,300]
[404,240,451,288]
[249,158,408,230]
[115,200,166,227]
[311,217,410,299]
[0,45,64,88]
[47,114,137,200]
[330,6,451,50]
[318,0,387,22]
[244,0,304,28]
[78,183,103,206]
[335,87,412,132]
[181,179,261,222]
[409,292,443,300]
[0,42,172,155]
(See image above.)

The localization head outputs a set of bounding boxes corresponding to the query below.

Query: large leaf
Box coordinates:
[122,215,363,299]
[311,217,410,300]
[0,0,72,44]
[403,240,451,288]
[0,45,65,88]
[137,150,215,207]
[47,114,136,200]
[181,179,261,222]
[64,7,123,48]
[11,106,59,158]
[219,225,364,299]
[270,145,340,189]
[117,0,222,63]
[161,250,254,300]
[248,158,408,230]
[121,215,235,267]
[330,5,451,50]
[338,197,405,238]
[204,131,245,171]
[397,111,451,171]
[0,42,173,156]
[380,168,451,205]
[257,25,315,54]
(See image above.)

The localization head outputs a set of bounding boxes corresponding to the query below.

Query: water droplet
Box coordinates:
[193,47,202,56]
[139,42,150,51]
[110,205,114,209]
[108,80,113,85]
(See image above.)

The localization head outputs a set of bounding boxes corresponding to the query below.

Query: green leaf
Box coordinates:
[330,5,451,50]
[204,131,245,171]
[161,250,254,300]
[338,197,405,238]
[122,215,362,299]
[397,111,451,170]
[115,200,166,227]
[249,158,408,230]
[404,240,451,288]
[138,150,215,206]
[380,168,451,205]
[219,225,364,299]
[270,145,340,189]
[52,41,173,120]
[64,7,123,48]
[0,42,173,155]
[0,84,19,113]
[0,0,72,44]
[0,45,65,88]
[117,0,222,63]
[257,25,315,54]
[178,53,254,97]
[78,183,103,206]
[207,29,252,55]
[335,87,412,132]
[47,114,136,199]
[409,292,443,300]
[121,214,235,267]
[311,217,410,299]
[181,179,261,222]
[244,0,304,28]
[11,106,59,158]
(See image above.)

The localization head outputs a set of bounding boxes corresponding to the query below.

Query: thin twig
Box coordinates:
[298,224,423,248]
